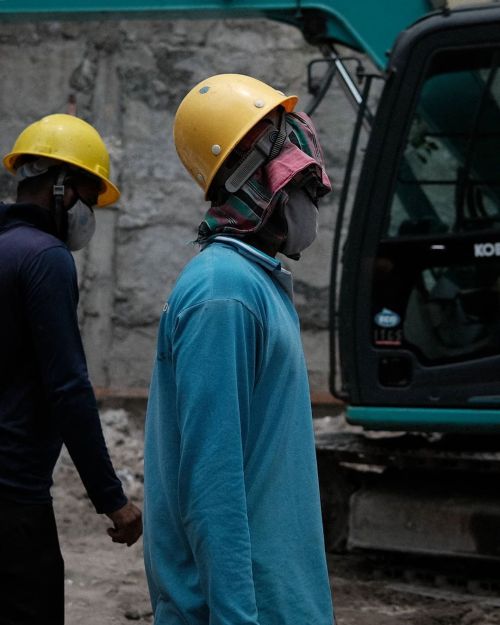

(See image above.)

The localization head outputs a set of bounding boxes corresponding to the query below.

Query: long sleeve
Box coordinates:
[171,298,263,625]
[23,245,127,514]
[144,242,334,625]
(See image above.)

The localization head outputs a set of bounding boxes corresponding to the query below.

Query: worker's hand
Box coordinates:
[105,501,143,547]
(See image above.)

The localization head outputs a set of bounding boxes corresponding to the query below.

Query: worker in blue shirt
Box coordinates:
[0,114,142,625]
[144,74,335,625]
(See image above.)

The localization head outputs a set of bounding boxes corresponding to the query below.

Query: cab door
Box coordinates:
[337,6,500,416]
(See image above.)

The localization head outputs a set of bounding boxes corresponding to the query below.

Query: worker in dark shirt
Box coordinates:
[0,113,142,625]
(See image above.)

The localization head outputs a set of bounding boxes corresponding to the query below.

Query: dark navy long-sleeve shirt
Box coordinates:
[0,202,127,514]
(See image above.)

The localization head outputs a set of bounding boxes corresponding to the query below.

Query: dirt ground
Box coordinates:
[52,410,500,625]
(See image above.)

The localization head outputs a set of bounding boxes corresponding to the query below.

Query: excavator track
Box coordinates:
[328,552,500,604]
[314,419,500,561]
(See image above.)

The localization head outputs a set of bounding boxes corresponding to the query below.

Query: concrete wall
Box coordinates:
[0,18,367,395]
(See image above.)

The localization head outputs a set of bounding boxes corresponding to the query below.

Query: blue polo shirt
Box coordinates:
[0,202,126,513]
[144,236,334,625]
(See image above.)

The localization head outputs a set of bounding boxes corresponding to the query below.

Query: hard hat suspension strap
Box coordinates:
[52,170,67,239]
[268,110,288,160]
[225,111,288,194]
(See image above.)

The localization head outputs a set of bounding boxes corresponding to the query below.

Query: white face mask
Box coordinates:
[66,200,96,251]
[281,187,319,258]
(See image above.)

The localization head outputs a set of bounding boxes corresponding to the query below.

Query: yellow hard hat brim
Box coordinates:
[3,150,120,208]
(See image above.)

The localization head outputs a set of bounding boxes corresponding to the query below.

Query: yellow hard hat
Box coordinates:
[173,74,298,198]
[3,113,120,207]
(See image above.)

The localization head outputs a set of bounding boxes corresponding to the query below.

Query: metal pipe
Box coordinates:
[326,45,375,130]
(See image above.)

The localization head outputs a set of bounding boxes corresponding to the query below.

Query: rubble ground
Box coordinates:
[53,409,500,625]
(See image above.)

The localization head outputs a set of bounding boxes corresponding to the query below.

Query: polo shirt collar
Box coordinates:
[211,235,294,300]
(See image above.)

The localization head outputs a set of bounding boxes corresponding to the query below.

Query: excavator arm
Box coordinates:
[0,0,434,70]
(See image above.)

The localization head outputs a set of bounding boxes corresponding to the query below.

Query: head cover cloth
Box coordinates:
[196,111,331,252]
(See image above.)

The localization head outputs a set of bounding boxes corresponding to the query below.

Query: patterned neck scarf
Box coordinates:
[196,112,332,251]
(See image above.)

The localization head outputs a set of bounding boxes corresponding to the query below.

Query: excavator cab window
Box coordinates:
[384,47,500,365]
[337,6,500,414]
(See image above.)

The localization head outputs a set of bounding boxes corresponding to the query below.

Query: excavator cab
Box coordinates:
[334,5,500,430]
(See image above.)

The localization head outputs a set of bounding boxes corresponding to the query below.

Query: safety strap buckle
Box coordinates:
[224,113,288,194]
[225,132,274,194]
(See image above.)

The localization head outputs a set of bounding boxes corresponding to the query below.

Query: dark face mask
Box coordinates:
[281,187,319,257]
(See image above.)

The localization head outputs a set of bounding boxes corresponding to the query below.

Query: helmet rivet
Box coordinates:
[254,99,265,108]
[211,144,221,156]
[196,172,205,183]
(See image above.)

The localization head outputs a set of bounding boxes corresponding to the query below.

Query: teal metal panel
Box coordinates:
[298,0,432,68]
[0,0,433,69]
[348,406,500,432]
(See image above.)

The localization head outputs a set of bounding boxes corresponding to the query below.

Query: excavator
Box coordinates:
[4,0,500,562]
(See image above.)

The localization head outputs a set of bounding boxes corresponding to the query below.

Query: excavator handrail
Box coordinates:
[0,0,435,70]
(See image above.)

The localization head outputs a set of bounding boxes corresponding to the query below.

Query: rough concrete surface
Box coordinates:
[0,17,366,394]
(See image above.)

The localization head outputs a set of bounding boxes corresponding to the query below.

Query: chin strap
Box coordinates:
[52,170,67,240]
